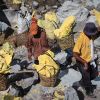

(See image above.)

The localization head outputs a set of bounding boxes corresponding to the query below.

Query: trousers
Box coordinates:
[76,61,97,92]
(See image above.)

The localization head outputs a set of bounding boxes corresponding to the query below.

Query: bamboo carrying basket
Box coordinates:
[39,53,59,87]
[47,38,58,49]
[16,32,28,46]
[57,33,74,50]
[0,74,8,91]
[0,32,28,46]
[39,74,57,87]
[0,33,15,46]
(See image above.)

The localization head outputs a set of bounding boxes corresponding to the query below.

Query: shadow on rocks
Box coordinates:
[73,86,85,100]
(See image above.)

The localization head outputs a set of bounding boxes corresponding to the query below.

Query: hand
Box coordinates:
[84,62,88,71]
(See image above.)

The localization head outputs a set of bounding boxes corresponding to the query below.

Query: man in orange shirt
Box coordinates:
[27,17,50,62]
[73,22,98,97]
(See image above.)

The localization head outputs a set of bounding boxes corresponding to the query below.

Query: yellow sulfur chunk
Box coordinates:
[5,54,12,66]
[50,68,55,76]
[54,91,64,99]
[45,11,59,23]
[38,19,58,39]
[0,57,10,74]
[33,50,59,78]
[38,11,59,40]
[39,69,46,76]
[54,16,75,39]
[9,49,14,56]
[0,50,6,55]
[13,0,22,4]
[46,65,53,70]
[46,50,55,58]
[92,9,100,26]
[53,64,59,70]
[38,19,45,28]
[2,42,11,52]
[2,94,22,100]
[33,64,45,72]
[0,42,14,74]
[55,69,58,75]
[45,68,51,78]
[1,42,14,56]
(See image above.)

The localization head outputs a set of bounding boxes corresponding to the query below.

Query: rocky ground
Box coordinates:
[0,0,100,100]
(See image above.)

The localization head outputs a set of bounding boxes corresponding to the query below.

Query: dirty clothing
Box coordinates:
[73,32,91,62]
[27,27,49,60]
[76,61,97,93]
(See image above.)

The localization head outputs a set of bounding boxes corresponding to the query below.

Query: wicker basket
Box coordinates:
[0,33,15,46]
[16,32,28,46]
[47,38,58,49]
[39,74,57,87]
[57,33,74,51]
[0,74,8,91]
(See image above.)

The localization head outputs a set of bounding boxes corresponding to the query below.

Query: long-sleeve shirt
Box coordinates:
[27,27,49,60]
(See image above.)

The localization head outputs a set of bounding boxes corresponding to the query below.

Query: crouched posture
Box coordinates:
[26,18,49,61]
[73,23,98,97]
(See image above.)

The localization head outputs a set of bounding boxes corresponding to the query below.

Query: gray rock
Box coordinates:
[96,3,100,11]
[10,65,21,73]
[45,5,52,10]
[17,71,38,89]
[32,1,39,8]
[27,63,35,69]
[23,84,79,100]
[45,0,58,6]
[58,0,82,4]
[85,0,95,10]
[87,15,96,24]
[73,21,86,32]
[56,1,89,23]
[14,46,28,60]
[8,86,19,96]
[58,0,65,4]
[16,77,35,89]
[54,51,68,64]
[86,15,99,27]
[94,37,100,65]
[37,6,46,13]
[64,87,79,100]
[59,69,82,87]
[3,9,29,33]
[92,77,100,87]
[92,0,100,8]
[0,21,8,32]
[23,84,55,100]
[20,3,28,15]
[94,37,100,47]
[72,0,82,4]
[83,0,100,11]
[52,5,58,9]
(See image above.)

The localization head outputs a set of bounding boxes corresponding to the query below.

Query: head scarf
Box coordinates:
[29,17,38,35]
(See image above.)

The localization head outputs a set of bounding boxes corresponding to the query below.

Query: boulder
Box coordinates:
[59,68,82,87]
[96,3,100,11]
[56,1,89,23]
